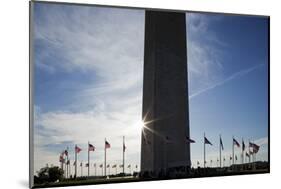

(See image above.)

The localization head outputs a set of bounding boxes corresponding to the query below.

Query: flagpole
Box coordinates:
[67,147,69,178]
[75,145,77,178]
[219,134,221,168]
[248,139,250,163]
[232,136,234,165]
[80,163,83,177]
[64,161,67,178]
[204,132,206,168]
[241,138,243,164]
[104,138,107,177]
[123,136,125,174]
[69,160,71,177]
[88,141,90,177]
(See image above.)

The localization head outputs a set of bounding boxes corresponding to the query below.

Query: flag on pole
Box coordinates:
[186,137,195,143]
[204,137,212,145]
[80,162,83,167]
[123,142,126,152]
[88,144,95,151]
[253,145,260,153]
[99,164,103,168]
[249,142,260,153]
[220,137,224,150]
[233,138,240,147]
[73,161,76,166]
[75,146,82,153]
[230,156,232,160]
[119,164,124,168]
[242,140,245,151]
[59,155,65,163]
[128,164,131,168]
[105,140,111,148]
[235,155,238,161]
[112,164,117,168]
[85,163,89,167]
[246,152,250,157]
[107,164,110,168]
[64,150,68,156]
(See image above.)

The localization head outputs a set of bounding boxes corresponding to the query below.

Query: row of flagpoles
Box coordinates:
[58,160,138,177]
[59,134,261,178]
[59,136,130,178]
[202,133,260,168]
[143,132,261,168]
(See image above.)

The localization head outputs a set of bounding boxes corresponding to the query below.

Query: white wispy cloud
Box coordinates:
[187,13,228,96]
[33,4,144,174]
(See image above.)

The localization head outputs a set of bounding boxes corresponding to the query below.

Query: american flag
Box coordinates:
[186,137,195,143]
[123,143,126,152]
[59,155,64,163]
[75,145,82,153]
[105,141,111,149]
[233,138,240,147]
[249,142,260,153]
[88,144,95,151]
[204,137,212,145]
[220,137,224,150]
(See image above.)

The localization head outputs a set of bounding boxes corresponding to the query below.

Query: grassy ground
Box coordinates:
[33,168,269,188]
[34,176,140,188]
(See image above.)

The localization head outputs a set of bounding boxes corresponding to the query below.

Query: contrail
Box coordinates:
[189,63,265,99]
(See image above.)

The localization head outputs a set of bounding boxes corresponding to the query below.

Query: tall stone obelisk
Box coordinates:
[141,10,190,176]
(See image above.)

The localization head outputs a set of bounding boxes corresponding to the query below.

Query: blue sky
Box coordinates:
[33,2,268,174]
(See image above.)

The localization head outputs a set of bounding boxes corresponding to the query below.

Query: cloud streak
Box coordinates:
[189,63,264,99]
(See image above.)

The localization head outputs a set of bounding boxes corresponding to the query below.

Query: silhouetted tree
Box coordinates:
[34,166,64,184]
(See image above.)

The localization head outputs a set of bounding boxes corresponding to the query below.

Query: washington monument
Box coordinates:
[141,10,191,177]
